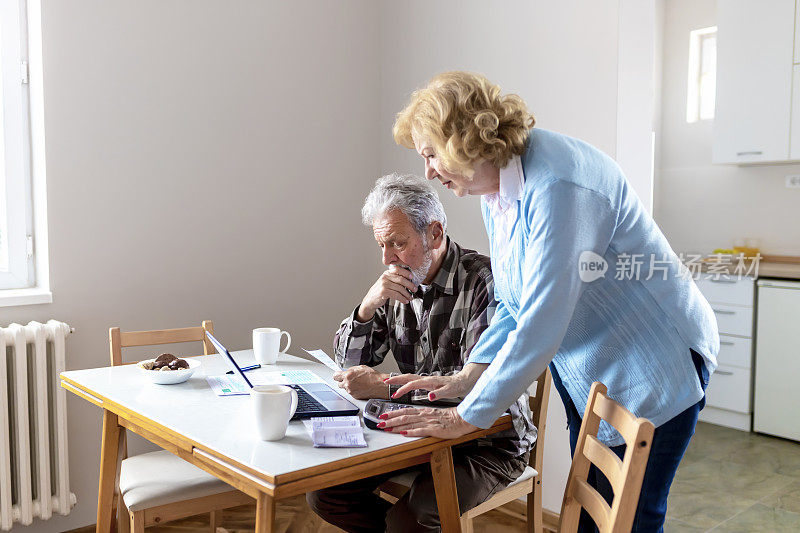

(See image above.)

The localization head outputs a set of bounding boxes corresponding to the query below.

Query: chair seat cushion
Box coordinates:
[508,465,537,487]
[386,465,538,489]
[119,450,233,511]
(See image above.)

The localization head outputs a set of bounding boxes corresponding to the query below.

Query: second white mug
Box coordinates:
[253,327,291,365]
[251,385,298,441]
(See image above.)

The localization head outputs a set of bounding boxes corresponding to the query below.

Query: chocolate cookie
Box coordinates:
[155,353,177,365]
[169,358,190,370]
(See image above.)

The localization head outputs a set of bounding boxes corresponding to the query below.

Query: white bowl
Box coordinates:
[138,358,200,385]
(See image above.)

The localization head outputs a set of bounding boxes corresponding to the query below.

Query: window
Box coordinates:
[0,0,49,304]
[687,26,717,123]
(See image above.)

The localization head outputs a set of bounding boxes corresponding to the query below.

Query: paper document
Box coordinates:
[302,348,342,372]
[302,416,367,448]
[206,369,325,396]
[252,370,324,386]
[206,374,250,396]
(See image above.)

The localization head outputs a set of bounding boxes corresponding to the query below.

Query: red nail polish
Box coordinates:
[377,422,385,428]
[379,413,388,420]
[383,378,390,382]
[429,393,436,400]
[400,431,407,435]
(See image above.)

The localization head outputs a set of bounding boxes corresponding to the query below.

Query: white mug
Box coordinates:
[253,327,291,365]
[251,385,298,441]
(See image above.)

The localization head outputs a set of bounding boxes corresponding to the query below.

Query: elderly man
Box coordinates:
[306,174,536,533]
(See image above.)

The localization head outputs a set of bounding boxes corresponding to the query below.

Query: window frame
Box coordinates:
[686,26,718,124]
[0,0,50,305]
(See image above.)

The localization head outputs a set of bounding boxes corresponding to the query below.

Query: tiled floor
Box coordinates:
[665,422,800,532]
[147,494,528,532]
[116,421,800,532]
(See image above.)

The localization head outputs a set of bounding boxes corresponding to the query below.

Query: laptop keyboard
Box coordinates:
[289,384,327,416]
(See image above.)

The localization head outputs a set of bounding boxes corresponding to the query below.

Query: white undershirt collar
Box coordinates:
[484,155,524,213]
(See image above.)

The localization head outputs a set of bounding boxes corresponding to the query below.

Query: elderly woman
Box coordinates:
[382,71,719,532]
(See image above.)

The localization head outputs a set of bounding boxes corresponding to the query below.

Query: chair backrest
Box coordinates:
[558,382,655,533]
[108,320,216,366]
[528,368,552,476]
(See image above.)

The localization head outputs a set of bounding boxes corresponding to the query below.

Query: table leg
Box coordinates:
[255,491,275,533]
[97,410,121,533]
[431,447,462,533]
[115,430,129,533]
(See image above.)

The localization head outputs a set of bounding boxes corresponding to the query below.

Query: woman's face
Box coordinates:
[414,137,499,197]
[413,138,473,197]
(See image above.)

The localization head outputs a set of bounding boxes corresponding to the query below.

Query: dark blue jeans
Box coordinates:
[550,350,709,533]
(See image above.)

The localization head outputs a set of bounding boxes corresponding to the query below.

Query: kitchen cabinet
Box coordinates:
[753,279,800,441]
[694,274,755,431]
[792,65,800,159]
[713,0,796,164]
[796,0,800,64]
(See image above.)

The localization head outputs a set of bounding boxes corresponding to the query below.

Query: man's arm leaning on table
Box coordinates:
[332,305,394,400]
[333,304,391,369]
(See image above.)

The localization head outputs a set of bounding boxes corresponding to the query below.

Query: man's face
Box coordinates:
[372,210,433,285]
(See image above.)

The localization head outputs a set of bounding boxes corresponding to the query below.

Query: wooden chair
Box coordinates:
[558,381,655,533]
[109,321,252,532]
[379,368,552,533]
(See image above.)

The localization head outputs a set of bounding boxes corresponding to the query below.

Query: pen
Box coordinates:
[226,364,261,374]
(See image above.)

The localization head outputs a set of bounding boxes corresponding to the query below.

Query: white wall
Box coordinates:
[617,0,657,213]
[655,0,800,255]
[378,1,621,259]
[377,0,655,514]
[1,2,380,531]
[2,1,659,528]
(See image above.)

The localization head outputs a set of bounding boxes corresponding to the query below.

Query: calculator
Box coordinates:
[363,399,418,429]
[364,399,458,429]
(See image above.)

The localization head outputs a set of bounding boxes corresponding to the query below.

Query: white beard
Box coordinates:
[409,244,433,286]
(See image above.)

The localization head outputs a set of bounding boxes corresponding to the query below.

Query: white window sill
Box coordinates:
[0,287,53,307]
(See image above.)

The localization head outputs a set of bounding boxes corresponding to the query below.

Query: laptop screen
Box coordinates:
[205,331,253,389]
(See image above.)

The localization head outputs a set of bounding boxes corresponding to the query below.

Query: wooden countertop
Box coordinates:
[756,261,800,280]
[696,255,800,280]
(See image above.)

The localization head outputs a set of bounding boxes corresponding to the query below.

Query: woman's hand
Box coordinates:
[377,406,478,438]
[383,362,488,401]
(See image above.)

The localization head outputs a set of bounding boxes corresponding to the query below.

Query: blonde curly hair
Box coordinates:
[393,71,535,176]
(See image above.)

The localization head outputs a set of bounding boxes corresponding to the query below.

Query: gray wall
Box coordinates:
[2,2,381,531]
[655,0,800,255]
[3,1,655,529]
[376,0,629,514]
[378,1,622,258]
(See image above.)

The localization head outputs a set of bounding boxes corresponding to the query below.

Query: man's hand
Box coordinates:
[378,406,478,438]
[333,365,389,399]
[384,362,488,401]
[357,266,417,322]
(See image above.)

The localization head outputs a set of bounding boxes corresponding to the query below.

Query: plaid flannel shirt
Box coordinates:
[334,238,536,458]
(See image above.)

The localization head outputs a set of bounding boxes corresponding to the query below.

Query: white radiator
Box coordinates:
[0,320,75,530]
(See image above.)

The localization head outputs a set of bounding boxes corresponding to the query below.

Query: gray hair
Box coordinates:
[361,174,447,234]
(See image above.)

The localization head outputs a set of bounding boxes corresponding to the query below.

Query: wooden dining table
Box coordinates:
[60,349,512,532]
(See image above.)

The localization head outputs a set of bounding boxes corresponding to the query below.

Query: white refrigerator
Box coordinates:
[753,279,800,441]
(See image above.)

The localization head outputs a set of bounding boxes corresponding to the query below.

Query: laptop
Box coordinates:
[204,331,359,419]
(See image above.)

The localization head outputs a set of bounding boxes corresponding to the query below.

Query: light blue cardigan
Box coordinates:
[458,129,719,445]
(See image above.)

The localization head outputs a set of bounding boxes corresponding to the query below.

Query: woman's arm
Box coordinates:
[383,180,617,436]
[386,263,508,400]
[385,299,516,399]
[457,180,616,428]
[384,362,489,400]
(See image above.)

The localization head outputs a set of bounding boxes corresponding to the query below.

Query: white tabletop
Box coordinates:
[61,350,420,482]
